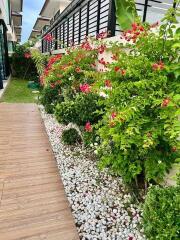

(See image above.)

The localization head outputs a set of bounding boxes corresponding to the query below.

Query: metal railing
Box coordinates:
[42,0,176,53]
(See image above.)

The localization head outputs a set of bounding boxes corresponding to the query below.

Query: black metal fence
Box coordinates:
[42,0,176,53]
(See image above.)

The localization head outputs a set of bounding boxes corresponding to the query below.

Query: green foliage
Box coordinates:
[31,50,48,76]
[94,8,180,187]
[143,185,180,240]
[10,44,38,82]
[40,85,63,114]
[115,0,137,30]
[61,128,82,145]
[55,93,101,126]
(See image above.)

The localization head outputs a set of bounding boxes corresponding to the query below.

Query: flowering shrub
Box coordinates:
[143,185,180,240]
[93,8,180,187]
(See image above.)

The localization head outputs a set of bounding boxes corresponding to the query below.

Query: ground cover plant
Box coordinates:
[0,78,38,103]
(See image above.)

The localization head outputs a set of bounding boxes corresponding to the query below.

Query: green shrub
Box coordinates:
[62,128,82,145]
[143,185,180,240]
[55,93,101,126]
[40,85,63,114]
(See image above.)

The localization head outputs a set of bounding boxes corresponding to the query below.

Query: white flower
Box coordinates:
[94,150,98,155]
[158,160,162,164]
[99,91,108,98]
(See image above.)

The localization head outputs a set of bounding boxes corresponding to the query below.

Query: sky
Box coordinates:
[21,0,45,43]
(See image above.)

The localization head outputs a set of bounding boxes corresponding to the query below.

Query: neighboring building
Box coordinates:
[29,0,72,42]
[37,0,176,53]
[0,0,23,89]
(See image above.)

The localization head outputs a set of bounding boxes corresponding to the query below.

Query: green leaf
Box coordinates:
[115,0,137,31]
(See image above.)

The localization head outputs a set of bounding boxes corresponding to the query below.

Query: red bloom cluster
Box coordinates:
[47,54,62,70]
[85,122,92,132]
[105,80,112,88]
[152,61,165,71]
[122,23,145,43]
[24,53,31,59]
[96,31,108,39]
[98,44,106,54]
[44,33,53,42]
[111,54,118,61]
[81,41,92,51]
[50,80,61,89]
[114,66,126,75]
[99,58,109,66]
[80,83,91,93]
[161,98,170,107]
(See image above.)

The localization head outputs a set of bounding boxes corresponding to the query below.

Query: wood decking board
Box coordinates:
[0,103,79,240]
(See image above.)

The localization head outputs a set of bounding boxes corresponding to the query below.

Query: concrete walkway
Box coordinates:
[0,103,79,240]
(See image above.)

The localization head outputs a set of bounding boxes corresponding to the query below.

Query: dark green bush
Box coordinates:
[40,86,63,114]
[62,128,81,145]
[10,45,38,82]
[143,185,180,240]
[55,93,101,126]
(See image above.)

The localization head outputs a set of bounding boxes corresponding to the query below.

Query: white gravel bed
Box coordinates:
[39,106,146,240]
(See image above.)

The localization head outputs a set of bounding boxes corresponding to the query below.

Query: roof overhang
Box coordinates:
[29,30,41,40]
[12,12,22,26]
[40,0,72,18]
[33,17,50,31]
[11,0,23,12]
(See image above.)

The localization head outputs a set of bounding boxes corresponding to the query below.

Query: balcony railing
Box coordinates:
[42,0,176,53]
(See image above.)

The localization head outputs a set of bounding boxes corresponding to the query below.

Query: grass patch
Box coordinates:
[0,78,39,103]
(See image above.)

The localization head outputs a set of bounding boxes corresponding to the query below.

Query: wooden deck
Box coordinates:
[0,103,79,240]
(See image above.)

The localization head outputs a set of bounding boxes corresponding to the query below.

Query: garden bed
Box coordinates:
[40,105,145,240]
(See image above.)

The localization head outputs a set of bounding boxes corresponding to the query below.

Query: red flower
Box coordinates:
[161,98,170,107]
[105,80,112,88]
[111,112,117,119]
[152,61,165,71]
[40,76,44,86]
[85,122,92,132]
[75,67,82,73]
[44,33,53,42]
[121,69,126,76]
[128,237,134,240]
[24,53,31,59]
[150,21,159,28]
[98,44,106,54]
[114,66,120,72]
[98,58,107,66]
[80,83,91,93]
[111,54,118,61]
[172,146,177,152]
[50,83,55,89]
[81,41,92,50]
[96,31,107,39]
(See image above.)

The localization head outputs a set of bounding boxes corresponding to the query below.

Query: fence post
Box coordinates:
[143,0,149,22]
[107,0,116,37]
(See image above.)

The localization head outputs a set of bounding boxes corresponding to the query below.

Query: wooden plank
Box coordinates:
[0,103,79,240]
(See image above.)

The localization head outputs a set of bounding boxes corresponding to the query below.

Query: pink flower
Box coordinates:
[85,122,92,132]
[44,33,53,42]
[24,53,31,59]
[152,61,165,71]
[96,31,108,39]
[111,112,117,119]
[81,41,92,50]
[80,83,91,93]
